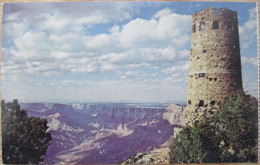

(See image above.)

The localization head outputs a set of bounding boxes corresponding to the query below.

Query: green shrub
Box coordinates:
[170,91,258,163]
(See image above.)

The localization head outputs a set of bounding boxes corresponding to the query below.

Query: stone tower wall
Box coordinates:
[187,7,243,111]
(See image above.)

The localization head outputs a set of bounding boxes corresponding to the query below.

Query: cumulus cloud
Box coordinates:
[241,56,258,67]
[162,61,189,74]
[1,3,192,102]
[2,2,257,102]
[164,73,188,83]
[43,14,71,30]
[239,7,257,53]
[2,5,191,78]
[117,12,191,48]
[153,8,172,19]
[178,49,190,58]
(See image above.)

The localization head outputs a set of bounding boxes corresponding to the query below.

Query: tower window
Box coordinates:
[188,100,191,105]
[213,21,219,29]
[199,73,206,78]
[210,100,215,105]
[209,78,212,81]
[199,100,204,106]
[192,24,196,33]
[199,22,206,31]
[214,78,217,81]
[203,50,207,53]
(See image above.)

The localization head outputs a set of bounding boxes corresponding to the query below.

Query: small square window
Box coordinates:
[192,24,196,33]
[209,78,212,81]
[199,100,204,106]
[214,78,217,81]
[199,22,206,31]
[199,73,206,78]
[203,50,207,53]
[210,100,215,105]
[213,21,219,29]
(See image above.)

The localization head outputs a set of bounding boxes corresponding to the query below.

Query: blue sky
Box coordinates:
[1,1,258,103]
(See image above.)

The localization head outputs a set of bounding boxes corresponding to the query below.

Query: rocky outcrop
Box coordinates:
[122,147,170,164]
[162,104,183,126]
[183,106,218,126]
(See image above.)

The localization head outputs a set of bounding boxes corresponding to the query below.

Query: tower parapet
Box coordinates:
[187,7,243,111]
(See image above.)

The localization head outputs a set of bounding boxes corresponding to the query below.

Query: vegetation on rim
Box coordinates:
[170,91,258,163]
[2,99,52,164]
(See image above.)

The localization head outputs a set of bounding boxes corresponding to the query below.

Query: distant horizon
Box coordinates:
[4,99,186,105]
[2,2,258,103]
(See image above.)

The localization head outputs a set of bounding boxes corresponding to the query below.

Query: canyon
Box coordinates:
[21,102,183,164]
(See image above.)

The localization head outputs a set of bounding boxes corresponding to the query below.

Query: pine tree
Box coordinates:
[2,99,52,164]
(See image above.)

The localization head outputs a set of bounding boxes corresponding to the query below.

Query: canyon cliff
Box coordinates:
[21,103,184,164]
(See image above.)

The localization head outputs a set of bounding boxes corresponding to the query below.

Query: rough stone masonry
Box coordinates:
[183,7,243,125]
[186,7,243,112]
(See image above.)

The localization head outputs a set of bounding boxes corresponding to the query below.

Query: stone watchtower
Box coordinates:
[186,7,243,111]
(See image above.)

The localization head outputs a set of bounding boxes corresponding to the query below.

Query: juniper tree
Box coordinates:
[2,99,52,164]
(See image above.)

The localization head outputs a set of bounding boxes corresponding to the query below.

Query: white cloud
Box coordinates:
[162,61,189,74]
[164,73,186,82]
[178,49,190,58]
[14,31,50,54]
[36,82,43,85]
[124,63,152,69]
[71,63,97,74]
[43,14,71,30]
[76,15,106,25]
[100,63,118,72]
[49,33,77,43]
[66,57,90,64]
[118,18,158,47]
[139,47,177,62]
[50,51,71,59]
[99,52,130,63]
[8,3,259,103]
[117,70,159,79]
[2,5,192,81]
[239,7,257,52]
[160,47,176,60]
[241,56,258,67]
[153,8,172,19]
[85,34,111,48]
[109,25,120,33]
[117,11,191,48]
